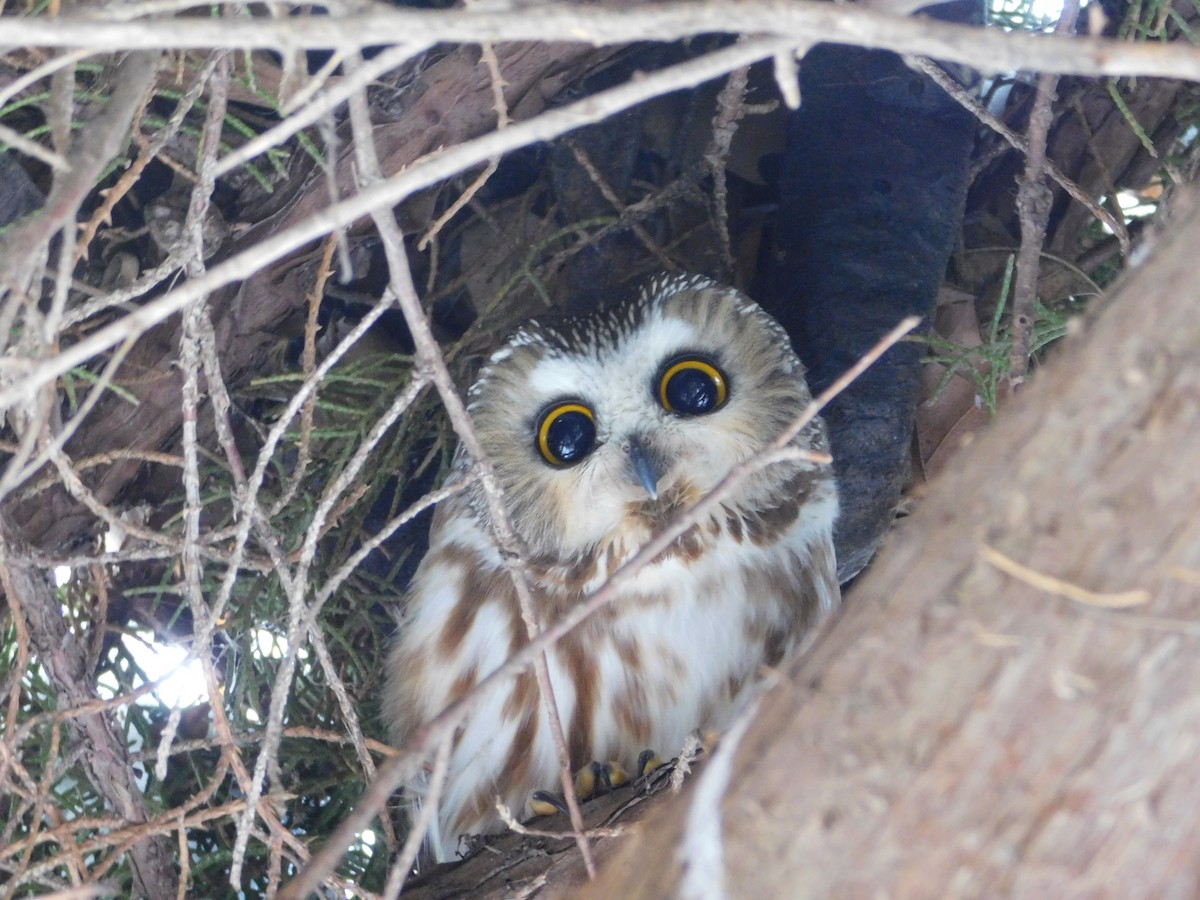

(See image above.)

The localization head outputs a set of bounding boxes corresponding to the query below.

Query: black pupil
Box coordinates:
[547,410,595,463]
[666,368,718,414]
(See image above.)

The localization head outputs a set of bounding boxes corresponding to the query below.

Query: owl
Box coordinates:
[383,273,840,861]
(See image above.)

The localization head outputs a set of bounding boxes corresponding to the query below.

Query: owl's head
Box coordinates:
[462,274,831,563]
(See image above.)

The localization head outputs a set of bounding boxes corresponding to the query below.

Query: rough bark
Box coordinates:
[764,39,976,581]
[579,191,1200,897]
[1,525,178,899]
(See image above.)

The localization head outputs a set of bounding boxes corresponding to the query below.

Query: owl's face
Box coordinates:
[463,274,827,563]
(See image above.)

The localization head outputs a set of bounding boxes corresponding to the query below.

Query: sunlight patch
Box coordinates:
[124,635,209,708]
[252,627,308,660]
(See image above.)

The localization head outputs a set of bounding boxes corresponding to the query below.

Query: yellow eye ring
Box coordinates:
[536,401,597,466]
[658,357,728,415]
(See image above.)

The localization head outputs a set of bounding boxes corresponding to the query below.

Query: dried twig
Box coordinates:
[1009,0,1081,390]
[415,40,509,254]
[706,64,751,279]
[0,121,69,171]
[566,139,677,271]
[383,730,452,898]
[496,802,624,841]
[907,55,1130,255]
[980,544,1151,609]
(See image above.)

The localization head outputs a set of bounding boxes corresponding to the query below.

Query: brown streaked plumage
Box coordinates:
[383,273,840,861]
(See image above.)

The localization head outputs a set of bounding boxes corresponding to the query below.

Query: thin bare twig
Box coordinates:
[496,802,624,841]
[0,121,69,171]
[566,139,677,271]
[264,235,338,520]
[1008,0,1081,389]
[342,49,597,881]
[383,731,452,897]
[707,64,751,279]
[314,476,474,607]
[907,55,1130,256]
[415,39,508,253]
[980,544,1151,608]
[174,44,228,814]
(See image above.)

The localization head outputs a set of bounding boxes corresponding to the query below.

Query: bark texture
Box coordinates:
[1,525,178,899]
[764,39,976,581]
[580,192,1200,898]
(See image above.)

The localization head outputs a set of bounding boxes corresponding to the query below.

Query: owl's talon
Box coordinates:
[574,759,629,800]
[636,749,665,779]
[531,758,634,819]
[529,790,569,817]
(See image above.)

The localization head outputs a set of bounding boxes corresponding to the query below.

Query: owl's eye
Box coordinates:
[536,401,597,466]
[657,356,728,416]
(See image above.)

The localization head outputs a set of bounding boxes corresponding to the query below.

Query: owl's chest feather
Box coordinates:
[550,530,812,764]
[384,470,837,861]
[513,482,836,750]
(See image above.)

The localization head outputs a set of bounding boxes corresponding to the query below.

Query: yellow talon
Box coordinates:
[534,757,644,817]
[601,760,630,790]
[636,749,665,778]
[574,760,629,800]
[529,790,568,817]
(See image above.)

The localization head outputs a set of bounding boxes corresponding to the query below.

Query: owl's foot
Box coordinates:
[635,749,665,779]
[574,759,629,799]
[529,790,568,818]
[528,751,665,817]
[528,760,627,817]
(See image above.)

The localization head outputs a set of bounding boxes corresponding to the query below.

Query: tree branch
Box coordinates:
[8,2,1200,83]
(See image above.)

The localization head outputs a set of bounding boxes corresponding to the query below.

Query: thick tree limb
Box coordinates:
[582,191,1200,896]
[9,2,1200,82]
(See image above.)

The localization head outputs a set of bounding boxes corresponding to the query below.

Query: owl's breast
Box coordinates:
[386,461,838,860]
[547,505,838,773]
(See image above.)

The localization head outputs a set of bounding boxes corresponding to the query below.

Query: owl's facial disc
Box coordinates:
[623,435,662,500]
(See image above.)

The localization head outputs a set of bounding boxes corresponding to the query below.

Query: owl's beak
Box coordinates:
[624,436,662,501]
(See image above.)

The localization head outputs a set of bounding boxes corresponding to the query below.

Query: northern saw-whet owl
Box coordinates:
[384,273,840,861]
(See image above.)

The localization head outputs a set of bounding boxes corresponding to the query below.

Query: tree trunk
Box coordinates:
[1,524,178,899]
[580,191,1200,898]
